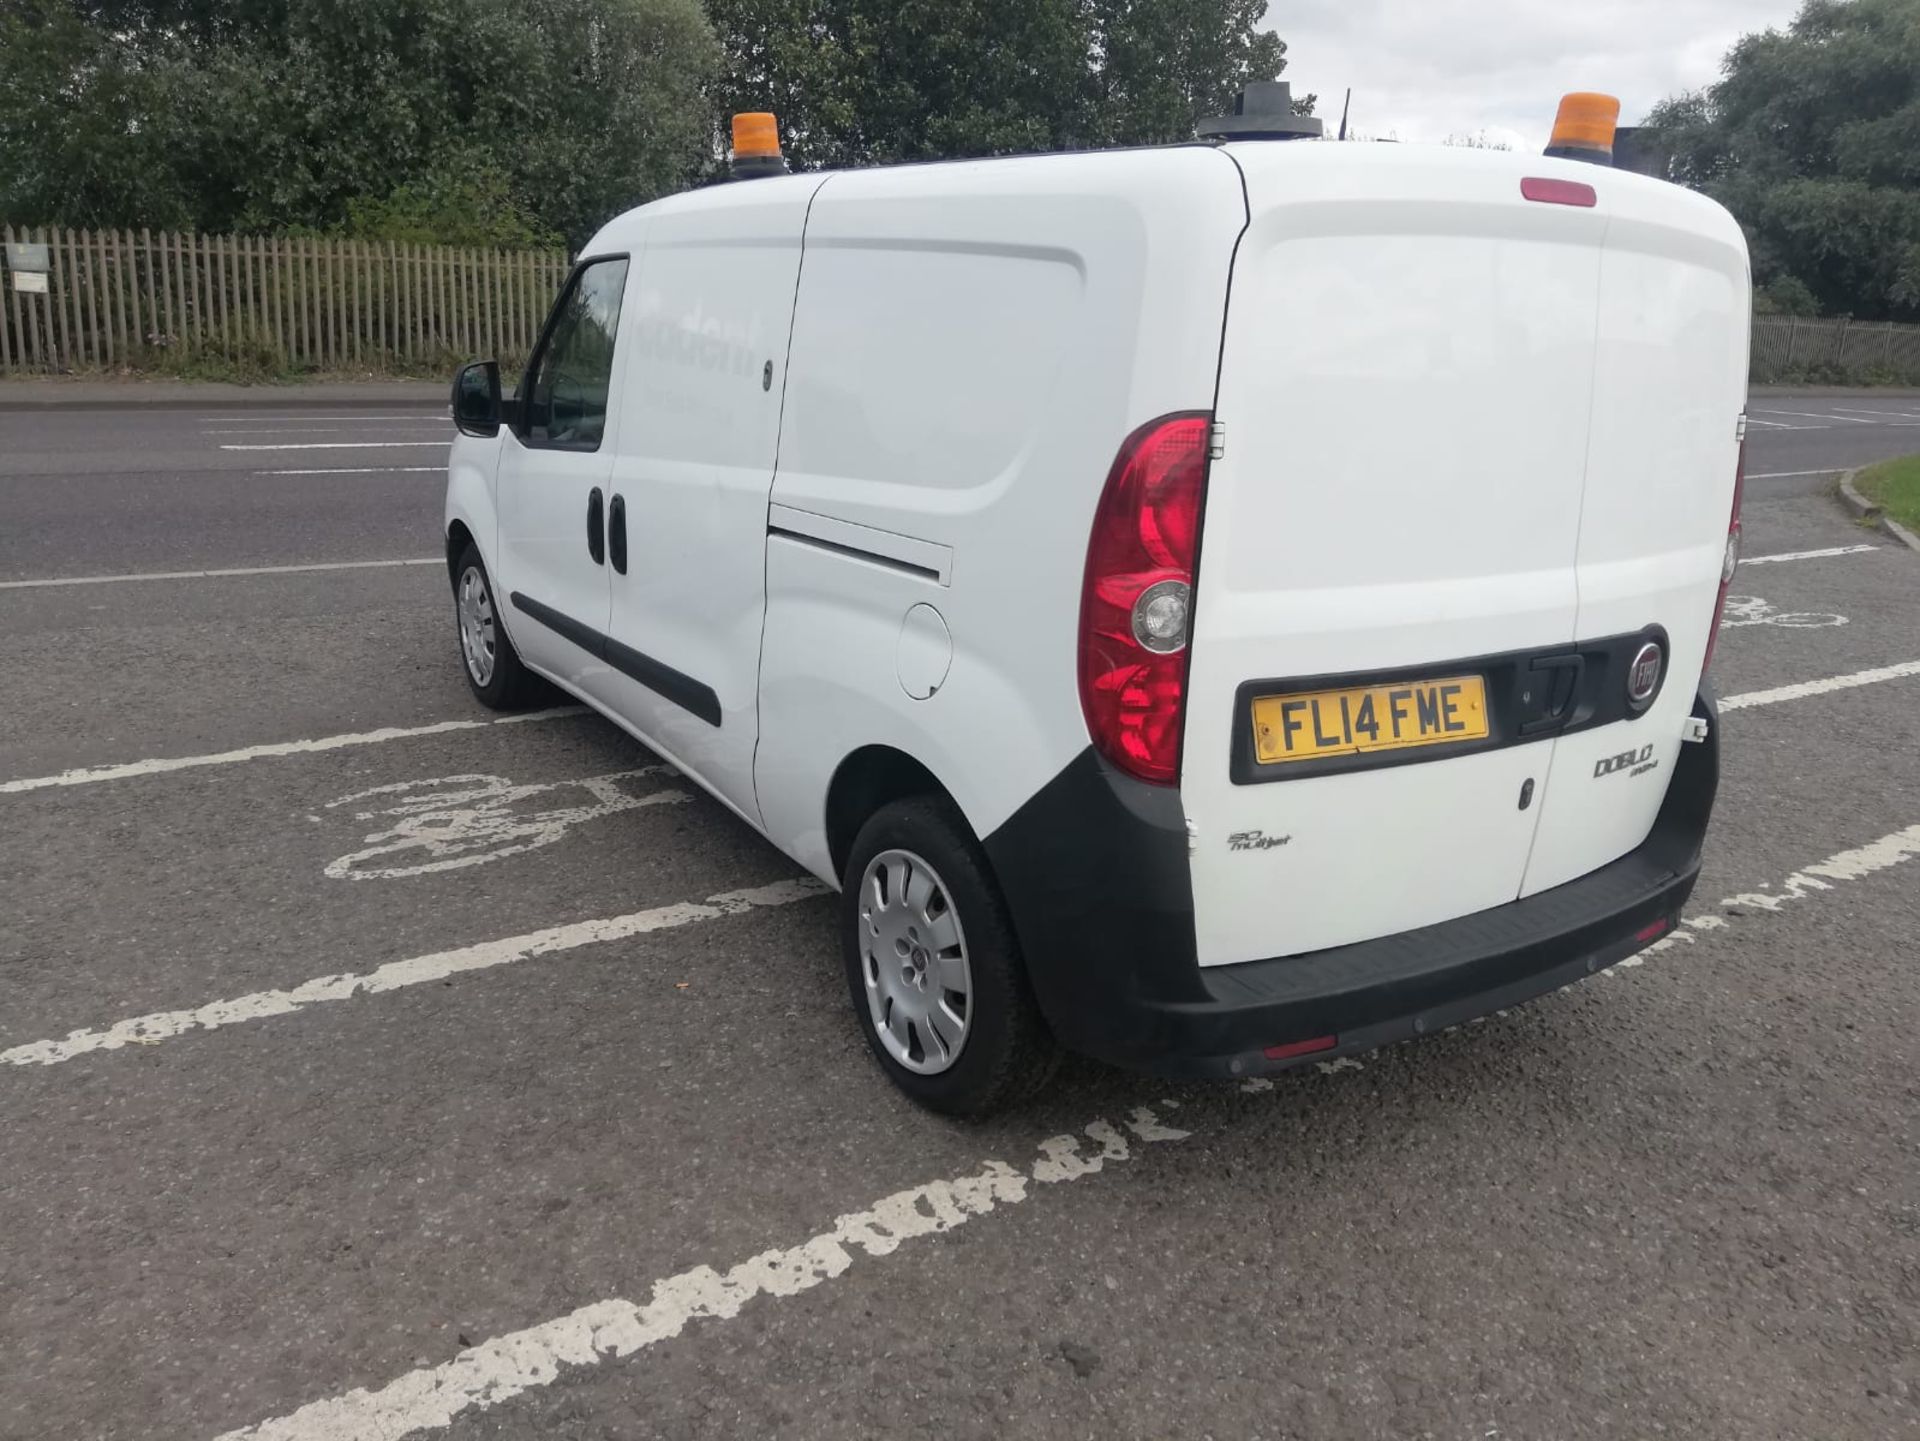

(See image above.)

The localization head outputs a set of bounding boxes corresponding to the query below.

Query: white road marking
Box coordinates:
[324,769,688,880]
[1751,408,1876,423]
[1,879,828,1068]
[212,1104,1189,1441]
[1720,659,1920,711]
[0,707,584,795]
[1744,468,1840,479]
[0,557,442,591]
[255,467,445,476]
[1829,407,1920,419]
[1613,823,1920,971]
[206,427,451,436]
[1742,544,1877,565]
[219,441,450,451]
[1720,594,1847,629]
[198,414,447,423]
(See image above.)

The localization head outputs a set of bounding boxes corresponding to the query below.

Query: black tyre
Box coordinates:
[841,796,1059,1116]
[452,542,538,709]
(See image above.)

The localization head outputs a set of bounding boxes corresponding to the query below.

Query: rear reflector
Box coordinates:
[1634,919,1672,944]
[1262,1035,1338,1062]
[1521,177,1597,208]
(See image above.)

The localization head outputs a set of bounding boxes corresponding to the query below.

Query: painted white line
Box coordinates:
[1744,468,1840,480]
[213,1103,1189,1441]
[1829,407,1920,419]
[0,557,443,591]
[1614,822,1920,971]
[0,706,585,795]
[1742,544,1878,565]
[2,878,827,1069]
[1751,408,1876,423]
[206,427,451,436]
[1720,659,1920,712]
[220,441,450,451]
[198,414,447,423]
[255,467,444,476]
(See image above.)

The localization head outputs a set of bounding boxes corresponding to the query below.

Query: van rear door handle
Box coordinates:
[586,488,605,566]
[608,494,628,575]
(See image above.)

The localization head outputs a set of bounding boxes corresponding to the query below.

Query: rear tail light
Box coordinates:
[1078,413,1211,785]
[1701,438,1745,675]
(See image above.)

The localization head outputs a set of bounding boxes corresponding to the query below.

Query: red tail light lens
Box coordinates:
[1701,438,1745,676]
[1078,412,1210,785]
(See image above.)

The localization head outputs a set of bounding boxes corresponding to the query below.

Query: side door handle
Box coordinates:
[608,494,627,575]
[586,487,605,566]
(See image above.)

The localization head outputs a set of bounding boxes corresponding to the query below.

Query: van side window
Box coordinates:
[522,256,630,452]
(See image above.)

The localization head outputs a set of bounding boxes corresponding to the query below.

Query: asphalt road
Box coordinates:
[2,390,1917,1440]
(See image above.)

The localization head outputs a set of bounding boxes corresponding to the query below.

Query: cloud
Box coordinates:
[1267,0,1808,148]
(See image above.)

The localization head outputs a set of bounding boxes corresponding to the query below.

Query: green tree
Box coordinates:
[1645,0,1920,320]
[0,0,718,247]
[705,0,1305,170]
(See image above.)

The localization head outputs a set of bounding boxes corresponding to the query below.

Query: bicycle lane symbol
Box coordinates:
[321,768,689,880]
[1720,595,1848,629]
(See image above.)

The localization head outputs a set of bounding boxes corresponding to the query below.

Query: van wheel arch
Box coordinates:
[825,746,964,882]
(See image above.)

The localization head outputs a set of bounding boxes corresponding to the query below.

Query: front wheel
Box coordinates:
[453,543,538,709]
[841,796,1058,1116]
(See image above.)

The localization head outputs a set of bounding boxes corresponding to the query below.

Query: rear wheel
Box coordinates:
[453,542,537,709]
[841,796,1058,1115]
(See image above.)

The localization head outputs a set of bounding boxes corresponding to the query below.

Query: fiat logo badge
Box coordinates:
[1627,640,1663,710]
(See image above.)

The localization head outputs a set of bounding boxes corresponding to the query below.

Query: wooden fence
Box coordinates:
[0,225,571,373]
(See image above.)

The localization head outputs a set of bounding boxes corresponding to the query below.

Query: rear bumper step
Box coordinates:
[986,687,1718,1078]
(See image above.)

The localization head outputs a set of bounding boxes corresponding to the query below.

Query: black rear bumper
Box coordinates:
[985,688,1718,1079]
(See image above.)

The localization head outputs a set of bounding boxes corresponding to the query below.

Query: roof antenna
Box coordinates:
[1338,88,1352,141]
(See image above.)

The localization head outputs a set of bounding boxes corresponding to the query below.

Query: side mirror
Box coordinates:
[451,360,502,438]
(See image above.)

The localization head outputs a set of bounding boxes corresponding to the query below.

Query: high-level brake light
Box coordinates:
[1078,413,1211,785]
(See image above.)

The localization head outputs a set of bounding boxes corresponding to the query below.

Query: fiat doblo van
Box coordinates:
[443,111,1747,1114]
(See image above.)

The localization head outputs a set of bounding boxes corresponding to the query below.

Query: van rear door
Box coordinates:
[1182,145,1605,967]
[1519,178,1748,895]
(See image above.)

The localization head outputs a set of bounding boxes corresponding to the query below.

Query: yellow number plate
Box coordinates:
[1251,675,1490,766]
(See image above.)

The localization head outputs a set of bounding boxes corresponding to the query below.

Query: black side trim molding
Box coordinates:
[508,591,722,728]
[767,525,943,583]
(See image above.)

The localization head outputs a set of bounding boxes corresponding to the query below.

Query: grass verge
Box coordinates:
[1855,455,1920,532]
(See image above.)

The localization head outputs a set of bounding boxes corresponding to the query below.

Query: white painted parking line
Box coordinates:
[0,706,584,795]
[198,414,447,422]
[206,427,452,436]
[1751,408,1876,423]
[1741,544,1877,565]
[1830,407,1920,419]
[0,557,442,591]
[220,441,451,451]
[1615,822,1920,970]
[255,467,445,476]
[1,879,826,1068]
[1720,659,1920,712]
[1745,468,1841,479]
[213,1103,1189,1441]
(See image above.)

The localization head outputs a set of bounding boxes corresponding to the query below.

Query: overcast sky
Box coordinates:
[1267,0,1807,149]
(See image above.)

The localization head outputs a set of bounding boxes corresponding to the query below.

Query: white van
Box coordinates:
[443,110,1749,1114]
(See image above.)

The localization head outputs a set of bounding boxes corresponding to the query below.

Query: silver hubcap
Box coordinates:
[457,565,496,687]
[858,848,972,1075]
